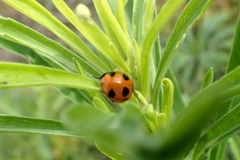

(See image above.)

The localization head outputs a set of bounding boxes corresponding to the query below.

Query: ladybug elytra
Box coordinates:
[100,72,133,103]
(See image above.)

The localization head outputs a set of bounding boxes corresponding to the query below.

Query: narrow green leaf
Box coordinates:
[193,104,240,159]
[55,86,93,104]
[124,0,134,37]
[143,0,155,35]
[140,0,186,101]
[73,58,86,76]
[153,33,162,69]
[2,0,108,73]
[200,67,214,90]
[209,141,228,160]
[0,37,50,67]
[0,114,73,136]
[92,0,127,59]
[132,0,146,99]
[116,0,130,39]
[151,24,162,99]
[152,0,216,105]
[133,40,142,92]
[52,0,130,74]
[227,13,240,72]
[0,63,99,90]
[92,0,134,71]
[229,135,240,160]
[92,97,115,113]
[132,0,145,44]
[0,17,100,76]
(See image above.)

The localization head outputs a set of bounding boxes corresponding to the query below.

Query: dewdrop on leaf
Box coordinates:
[75,3,91,19]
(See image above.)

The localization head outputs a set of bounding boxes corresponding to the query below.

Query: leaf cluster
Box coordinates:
[0,0,240,159]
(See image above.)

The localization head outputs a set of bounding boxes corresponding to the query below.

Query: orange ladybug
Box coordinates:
[100,72,133,103]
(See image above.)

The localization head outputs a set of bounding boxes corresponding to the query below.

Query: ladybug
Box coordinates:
[100,72,133,103]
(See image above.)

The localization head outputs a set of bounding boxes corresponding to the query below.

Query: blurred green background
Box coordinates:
[0,87,109,160]
[0,0,239,159]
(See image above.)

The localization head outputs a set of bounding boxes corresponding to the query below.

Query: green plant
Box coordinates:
[0,0,240,159]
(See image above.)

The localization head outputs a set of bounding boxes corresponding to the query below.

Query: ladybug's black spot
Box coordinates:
[122,87,129,97]
[108,89,116,98]
[109,72,116,77]
[122,74,129,80]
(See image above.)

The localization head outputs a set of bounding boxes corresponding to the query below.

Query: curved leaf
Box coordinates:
[161,78,174,127]
[0,63,99,90]
[165,70,186,115]
[200,67,214,90]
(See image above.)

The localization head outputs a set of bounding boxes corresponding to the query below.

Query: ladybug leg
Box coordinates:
[92,72,107,79]
[92,75,100,79]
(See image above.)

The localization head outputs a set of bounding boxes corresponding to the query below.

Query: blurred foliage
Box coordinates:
[0,0,239,159]
[0,87,109,160]
[170,12,235,97]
